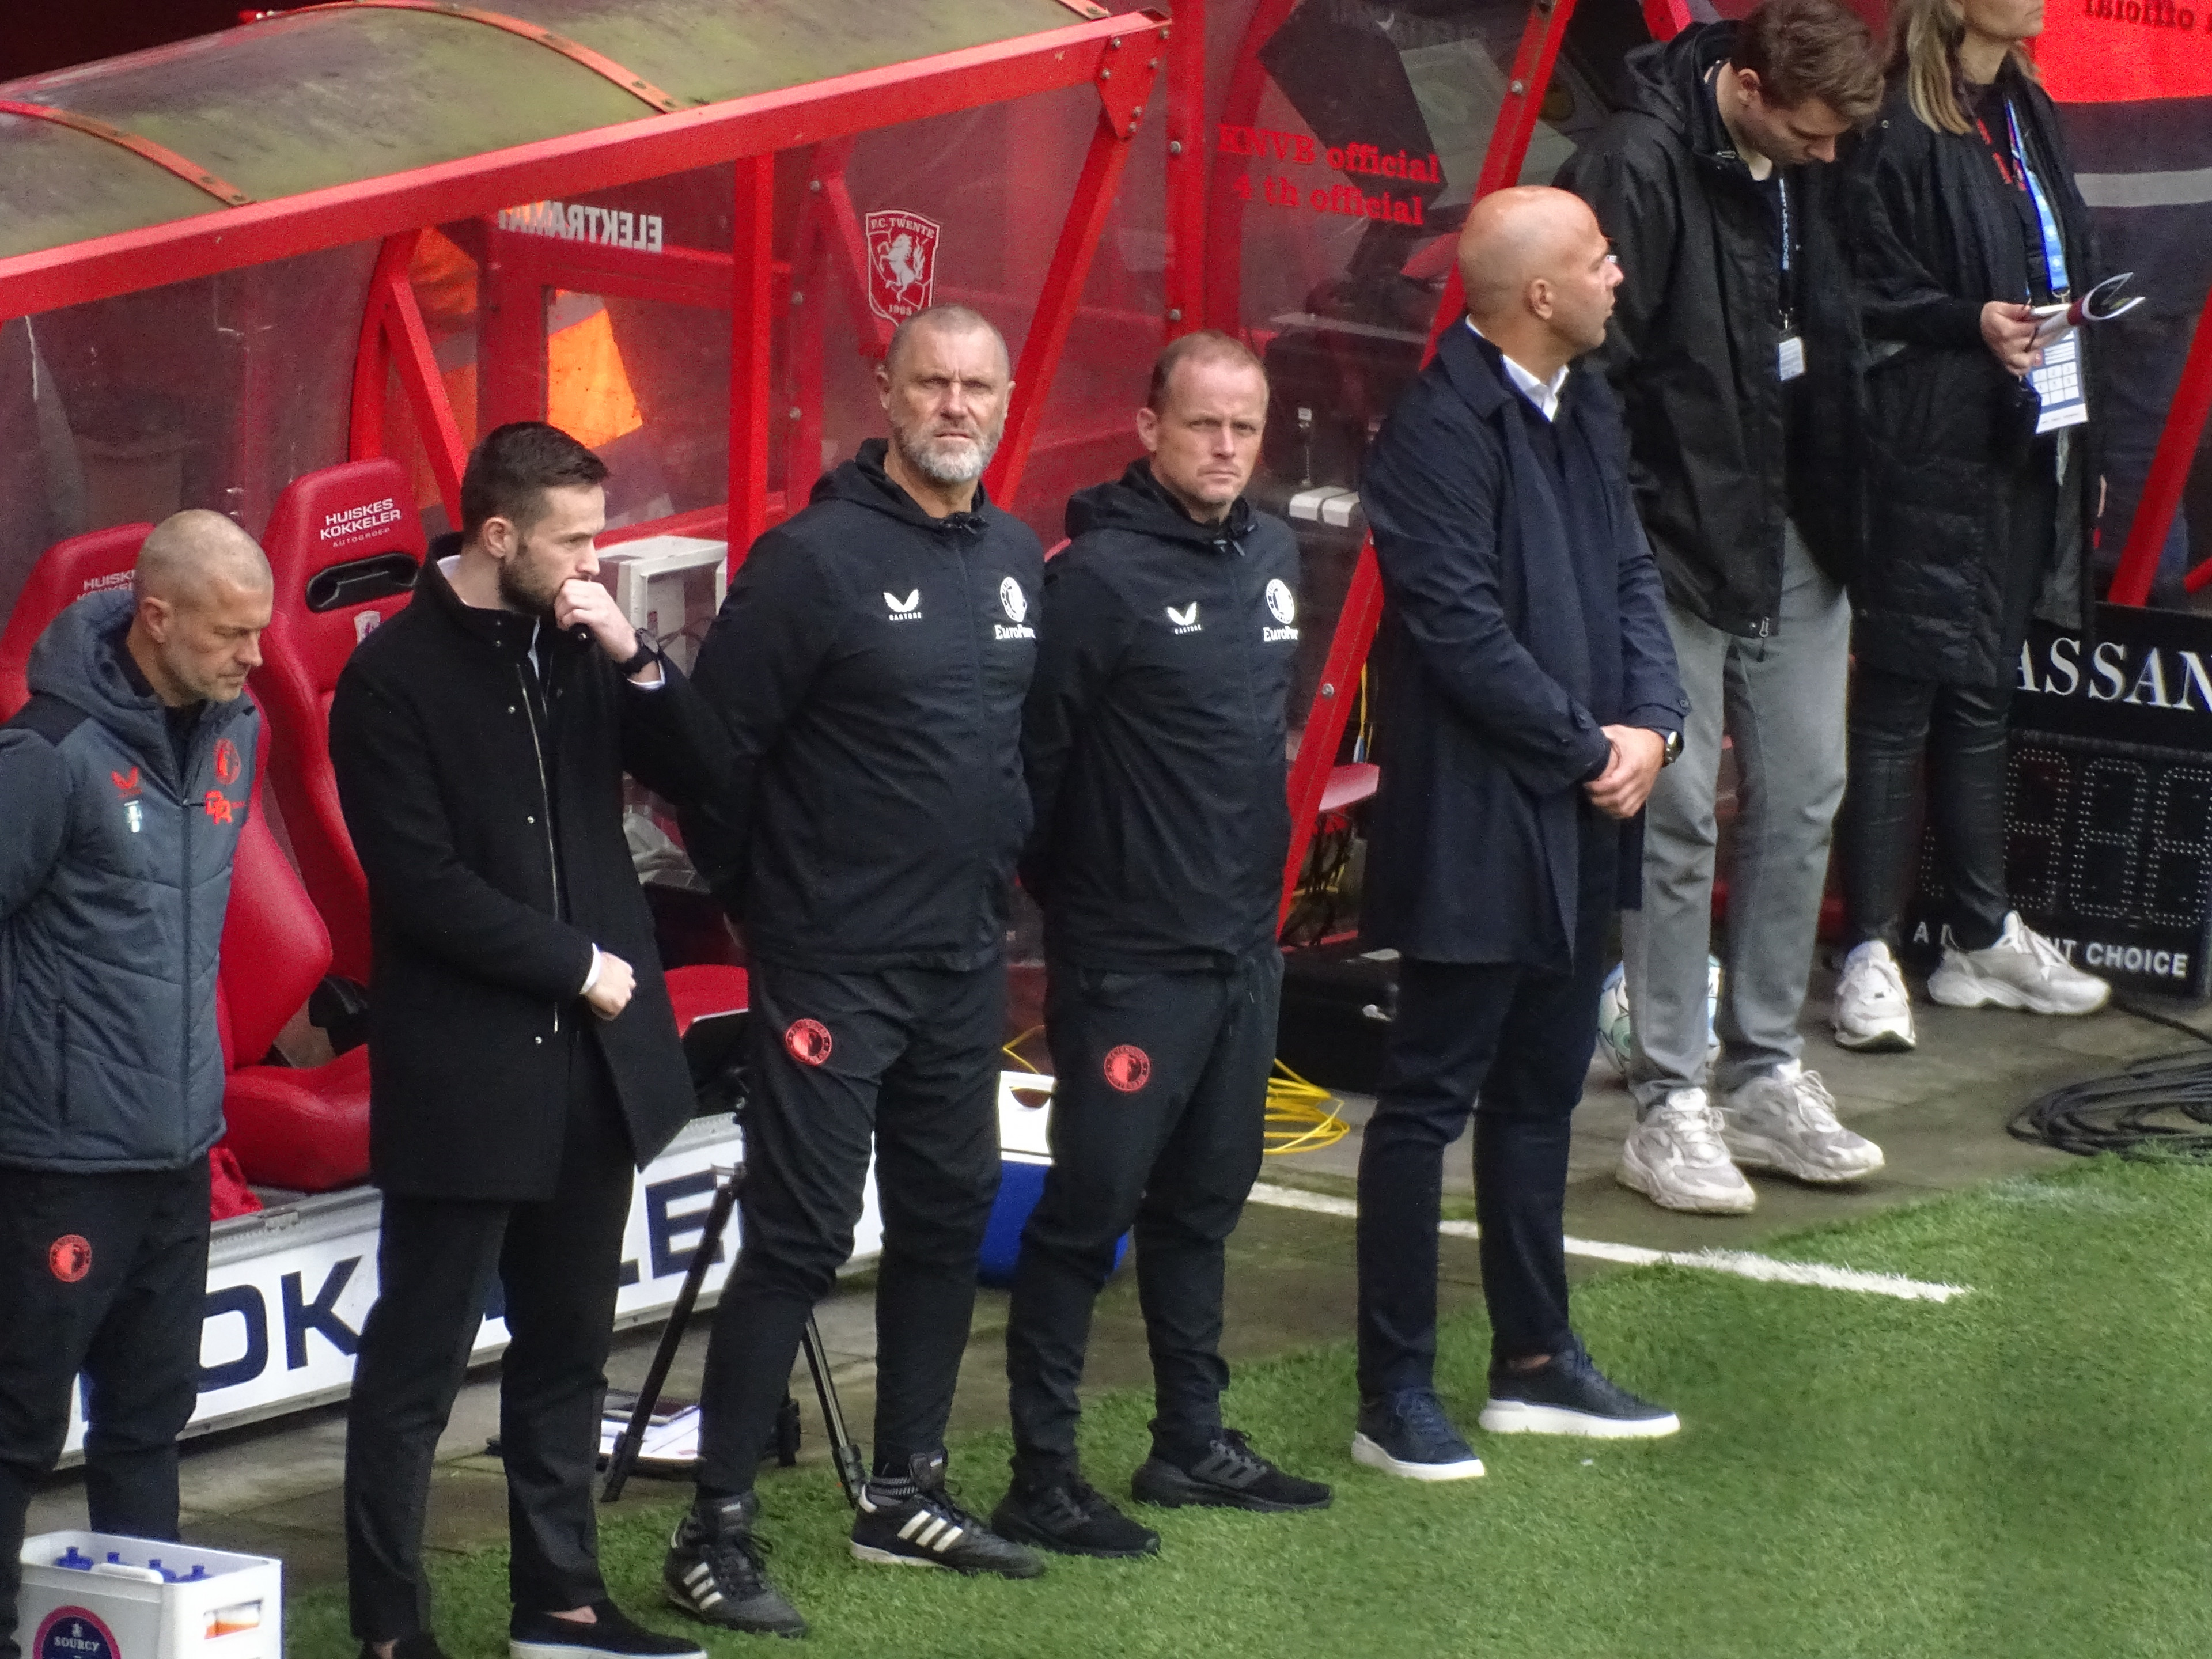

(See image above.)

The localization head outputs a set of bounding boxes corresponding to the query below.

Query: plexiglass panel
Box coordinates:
[0,243,373,623]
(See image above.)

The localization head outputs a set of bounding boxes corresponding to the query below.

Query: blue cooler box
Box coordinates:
[979,1073,1130,1287]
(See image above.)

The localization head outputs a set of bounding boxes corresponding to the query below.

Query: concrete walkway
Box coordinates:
[24,963,2211,1602]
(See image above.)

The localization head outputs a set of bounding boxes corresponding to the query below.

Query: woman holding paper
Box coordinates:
[1829,0,2108,1051]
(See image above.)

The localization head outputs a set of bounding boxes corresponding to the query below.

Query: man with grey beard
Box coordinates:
[666,305,1046,1637]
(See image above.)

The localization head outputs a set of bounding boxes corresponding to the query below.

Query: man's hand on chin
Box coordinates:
[1585,725,1666,819]
[556,578,662,684]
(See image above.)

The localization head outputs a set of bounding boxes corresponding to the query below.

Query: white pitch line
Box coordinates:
[1246,1182,1970,1304]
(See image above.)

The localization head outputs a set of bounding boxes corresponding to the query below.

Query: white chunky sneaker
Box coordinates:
[1615,1089,1755,1214]
[1927,912,2111,1016]
[1832,940,1916,1052]
[1719,1062,1884,1183]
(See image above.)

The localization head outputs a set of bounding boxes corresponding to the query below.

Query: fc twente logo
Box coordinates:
[885,589,923,623]
[865,210,940,323]
[1166,603,1202,635]
[995,576,1035,642]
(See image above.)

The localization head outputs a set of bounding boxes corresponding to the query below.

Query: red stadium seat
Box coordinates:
[254,459,425,984]
[215,711,372,1192]
[0,523,149,712]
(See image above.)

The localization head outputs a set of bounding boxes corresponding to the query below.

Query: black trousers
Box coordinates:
[1839,667,2014,955]
[1356,825,1613,1397]
[0,1159,211,1659]
[343,1036,635,1642]
[1004,944,1282,1484]
[696,957,1004,1492]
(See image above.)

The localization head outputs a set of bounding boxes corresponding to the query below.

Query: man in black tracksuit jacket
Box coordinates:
[993,334,1331,1562]
[668,307,1041,1637]
[332,425,716,1659]
[0,514,270,1659]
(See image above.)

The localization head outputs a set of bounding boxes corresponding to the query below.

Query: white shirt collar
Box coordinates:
[1467,320,1568,422]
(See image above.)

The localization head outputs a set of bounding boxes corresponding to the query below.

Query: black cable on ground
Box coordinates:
[2007,1001,2212,1160]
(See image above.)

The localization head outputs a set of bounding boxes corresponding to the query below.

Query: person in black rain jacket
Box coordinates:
[668,305,1044,1639]
[993,334,1332,1562]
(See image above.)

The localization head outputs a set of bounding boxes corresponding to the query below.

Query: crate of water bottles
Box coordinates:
[14,1533,281,1659]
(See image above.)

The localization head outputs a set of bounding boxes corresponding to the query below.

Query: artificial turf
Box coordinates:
[285,1158,2212,1658]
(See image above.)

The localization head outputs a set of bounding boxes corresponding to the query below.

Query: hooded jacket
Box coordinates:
[0,589,256,1172]
[329,545,722,1201]
[1556,21,1867,632]
[683,439,1043,971]
[1843,65,2099,686]
[1020,461,1301,970]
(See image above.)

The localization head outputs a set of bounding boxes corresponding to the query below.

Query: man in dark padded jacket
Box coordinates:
[668,304,1044,1638]
[0,512,270,1659]
[993,333,1331,1561]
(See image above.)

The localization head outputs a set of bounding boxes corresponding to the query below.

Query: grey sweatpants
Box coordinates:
[1620,524,1850,1113]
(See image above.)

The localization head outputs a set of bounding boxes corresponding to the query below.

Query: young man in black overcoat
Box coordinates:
[992,332,1331,1559]
[332,422,724,1659]
[1352,188,1688,1480]
[665,305,1044,1637]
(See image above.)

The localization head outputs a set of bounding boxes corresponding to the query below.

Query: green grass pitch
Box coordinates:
[285,1158,2212,1658]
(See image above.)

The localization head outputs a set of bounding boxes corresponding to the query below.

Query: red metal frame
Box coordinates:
[350,229,468,527]
[1162,5,1206,336]
[0,11,1164,325]
[729,153,777,555]
[1277,0,1586,923]
[2111,279,2212,601]
[320,10,1161,573]
[985,28,1164,508]
[787,139,887,507]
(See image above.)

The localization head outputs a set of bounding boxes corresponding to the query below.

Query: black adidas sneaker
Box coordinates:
[991,1476,1160,1559]
[849,1452,1044,1578]
[661,1491,806,1639]
[1131,1428,1333,1512]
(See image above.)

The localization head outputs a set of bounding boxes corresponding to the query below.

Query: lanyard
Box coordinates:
[1975,99,2070,300]
[2005,101,2070,297]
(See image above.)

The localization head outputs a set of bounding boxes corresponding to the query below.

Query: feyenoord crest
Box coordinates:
[1102,1044,1152,1093]
[865,210,940,323]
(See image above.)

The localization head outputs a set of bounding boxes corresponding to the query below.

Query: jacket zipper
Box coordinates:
[1225,537,1264,752]
[957,537,987,889]
[517,663,564,1034]
[179,755,193,1162]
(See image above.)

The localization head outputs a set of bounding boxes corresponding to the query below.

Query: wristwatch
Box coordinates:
[615,628,660,679]
[1654,728,1683,767]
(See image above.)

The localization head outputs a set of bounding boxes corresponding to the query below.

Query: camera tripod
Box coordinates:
[600,1149,868,1508]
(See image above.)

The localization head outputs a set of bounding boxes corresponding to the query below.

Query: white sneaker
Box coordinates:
[1615,1089,1755,1214]
[1926,912,2111,1016]
[1719,1062,1884,1183]
[1833,940,1916,1052]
